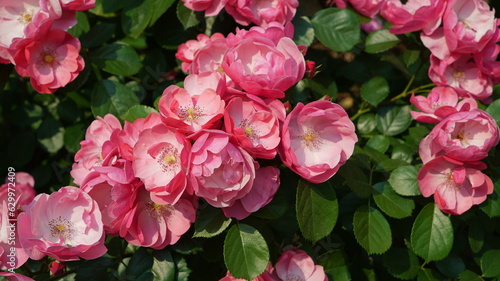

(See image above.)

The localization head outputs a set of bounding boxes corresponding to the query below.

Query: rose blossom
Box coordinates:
[133,124,192,205]
[417,156,493,215]
[224,0,299,27]
[0,272,35,281]
[181,0,226,16]
[176,33,226,73]
[71,114,122,185]
[222,35,305,99]
[380,0,445,35]
[410,86,477,124]
[18,186,107,261]
[224,95,283,159]
[1,202,29,270]
[222,166,280,220]
[11,26,84,93]
[279,100,357,184]
[334,0,385,19]
[270,249,328,281]
[0,172,36,213]
[189,130,257,208]
[119,186,196,249]
[419,109,500,164]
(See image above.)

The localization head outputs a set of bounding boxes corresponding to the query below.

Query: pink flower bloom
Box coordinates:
[158,81,225,134]
[410,87,478,123]
[335,0,385,18]
[42,0,95,13]
[189,130,257,208]
[120,186,196,249]
[133,124,192,205]
[220,263,274,281]
[181,0,226,16]
[224,95,283,159]
[225,0,299,26]
[18,186,107,261]
[1,202,29,270]
[176,33,226,73]
[279,100,357,184]
[419,109,500,164]
[380,0,445,35]
[0,0,45,49]
[222,36,305,99]
[225,22,295,47]
[0,272,35,281]
[417,156,494,215]
[222,166,280,220]
[361,17,384,33]
[12,27,84,93]
[271,249,328,281]
[0,172,36,214]
[71,114,122,186]
[421,0,497,60]
[49,260,66,276]
[428,53,493,103]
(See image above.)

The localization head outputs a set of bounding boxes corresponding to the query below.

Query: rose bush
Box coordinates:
[1,0,500,280]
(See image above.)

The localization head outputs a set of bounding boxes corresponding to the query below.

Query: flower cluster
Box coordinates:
[378,0,500,215]
[0,0,94,93]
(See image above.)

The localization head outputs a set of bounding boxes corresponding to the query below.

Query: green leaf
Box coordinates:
[121,105,158,122]
[127,247,154,280]
[90,0,124,17]
[75,257,115,281]
[357,113,377,134]
[403,49,420,68]
[480,180,500,218]
[373,182,415,219]
[92,79,140,118]
[361,76,390,107]
[176,1,201,29]
[389,165,421,196]
[383,247,420,280]
[366,135,390,153]
[338,160,372,198]
[81,23,117,48]
[122,0,154,38]
[365,29,400,54]
[486,99,500,123]
[418,268,443,281]
[435,254,465,278]
[91,43,142,76]
[411,203,453,262]
[319,250,351,281]
[68,12,90,38]
[458,270,483,281]
[292,16,315,47]
[375,158,409,172]
[296,179,339,244]
[468,220,484,253]
[150,0,176,26]
[224,224,269,280]
[391,144,413,163]
[64,123,85,153]
[193,205,232,238]
[353,205,392,255]
[481,249,500,277]
[312,8,360,52]
[152,249,175,281]
[174,255,191,281]
[377,105,412,136]
[37,118,64,153]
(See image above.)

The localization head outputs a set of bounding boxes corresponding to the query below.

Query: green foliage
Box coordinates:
[365,29,400,54]
[311,8,360,52]
[353,205,392,255]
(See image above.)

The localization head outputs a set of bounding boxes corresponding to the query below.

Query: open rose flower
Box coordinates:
[119,186,196,249]
[224,0,299,26]
[381,0,445,35]
[133,124,192,205]
[410,87,478,123]
[180,0,226,16]
[222,35,305,99]
[418,156,494,215]
[279,100,357,183]
[419,109,500,164]
[18,186,107,261]
[189,130,257,208]
[334,0,385,19]
[270,249,328,281]
[0,172,36,214]
[176,33,226,73]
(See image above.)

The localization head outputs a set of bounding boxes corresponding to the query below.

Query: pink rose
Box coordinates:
[133,124,192,205]
[176,33,226,73]
[225,22,295,47]
[0,272,35,281]
[71,114,122,185]
[418,156,494,215]
[11,26,84,94]
[224,95,283,159]
[189,130,257,208]
[428,53,493,103]
[270,249,328,281]
[0,172,36,214]
[1,202,29,270]
[222,166,280,220]
[410,87,477,124]
[222,36,305,99]
[335,0,385,18]
[119,186,196,249]
[158,82,225,134]
[419,109,500,164]
[181,0,226,16]
[18,186,107,261]
[381,0,445,35]
[279,100,357,184]
[224,0,299,26]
